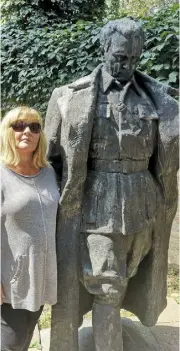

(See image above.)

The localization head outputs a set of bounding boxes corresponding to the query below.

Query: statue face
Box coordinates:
[103,33,142,82]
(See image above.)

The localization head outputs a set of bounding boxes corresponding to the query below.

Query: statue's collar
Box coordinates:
[100,66,141,96]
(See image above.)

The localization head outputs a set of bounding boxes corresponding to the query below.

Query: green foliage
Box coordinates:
[106,0,179,17]
[39,305,51,329]
[29,341,41,350]
[1,0,105,23]
[1,20,102,117]
[1,4,179,118]
[140,4,179,86]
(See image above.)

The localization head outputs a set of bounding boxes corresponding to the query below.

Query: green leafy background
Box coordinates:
[1,2,179,118]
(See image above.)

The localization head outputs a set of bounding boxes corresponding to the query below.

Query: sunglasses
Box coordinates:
[11,121,41,134]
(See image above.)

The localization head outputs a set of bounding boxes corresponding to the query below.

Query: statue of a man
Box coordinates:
[45,18,178,351]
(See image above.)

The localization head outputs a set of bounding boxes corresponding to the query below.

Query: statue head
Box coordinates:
[100,18,145,83]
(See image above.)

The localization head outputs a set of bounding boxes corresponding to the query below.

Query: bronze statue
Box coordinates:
[45,18,179,351]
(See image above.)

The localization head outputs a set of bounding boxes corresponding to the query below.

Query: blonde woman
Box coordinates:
[0,107,60,351]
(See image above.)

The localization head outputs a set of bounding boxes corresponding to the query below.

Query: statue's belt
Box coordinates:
[88,158,149,174]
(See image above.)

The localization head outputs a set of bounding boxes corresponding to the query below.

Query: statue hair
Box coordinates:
[100,18,145,53]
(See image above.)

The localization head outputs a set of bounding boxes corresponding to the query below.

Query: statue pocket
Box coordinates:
[96,102,111,119]
[82,192,98,225]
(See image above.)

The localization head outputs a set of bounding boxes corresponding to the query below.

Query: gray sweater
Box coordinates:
[1,164,60,311]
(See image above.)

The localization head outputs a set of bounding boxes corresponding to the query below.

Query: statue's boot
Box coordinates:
[92,302,123,351]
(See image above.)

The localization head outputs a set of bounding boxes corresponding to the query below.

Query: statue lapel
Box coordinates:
[57,67,101,214]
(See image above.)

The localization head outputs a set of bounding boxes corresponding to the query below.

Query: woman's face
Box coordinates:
[13,119,41,155]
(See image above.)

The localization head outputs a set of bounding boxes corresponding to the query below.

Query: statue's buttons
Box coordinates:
[117,103,126,111]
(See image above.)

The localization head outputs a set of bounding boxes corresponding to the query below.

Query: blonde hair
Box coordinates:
[0,106,49,168]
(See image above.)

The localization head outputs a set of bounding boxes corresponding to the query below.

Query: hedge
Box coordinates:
[1,4,179,118]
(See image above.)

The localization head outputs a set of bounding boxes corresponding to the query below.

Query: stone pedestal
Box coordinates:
[37,298,179,351]
[79,318,159,351]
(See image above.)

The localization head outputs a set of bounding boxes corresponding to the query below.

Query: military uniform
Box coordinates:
[80,68,158,306]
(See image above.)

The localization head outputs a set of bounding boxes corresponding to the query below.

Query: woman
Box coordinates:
[0,106,60,351]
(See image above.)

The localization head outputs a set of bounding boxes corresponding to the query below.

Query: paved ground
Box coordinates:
[29,298,179,351]
[169,206,179,267]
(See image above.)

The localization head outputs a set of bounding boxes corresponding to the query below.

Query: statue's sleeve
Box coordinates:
[138,70,179,215]
[45,88,63,180]
[154,104,179,219]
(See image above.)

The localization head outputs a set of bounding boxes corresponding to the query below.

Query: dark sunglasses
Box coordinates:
[11,121,41,134]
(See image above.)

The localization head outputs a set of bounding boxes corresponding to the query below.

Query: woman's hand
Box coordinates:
[0,284,4,305]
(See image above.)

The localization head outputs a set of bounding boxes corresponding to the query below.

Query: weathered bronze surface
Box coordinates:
[45,18,179,351]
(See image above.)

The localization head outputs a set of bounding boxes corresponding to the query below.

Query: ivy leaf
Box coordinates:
[66,59,74,67]
[86,62,96,71]
[151,64,164,71]
[47,53,56,59]
[169,72,178,83]
[91,35,99,44]
[152,43,165,51]
[142,51,151,58]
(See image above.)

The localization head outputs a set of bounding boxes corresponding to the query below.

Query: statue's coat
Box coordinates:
[45,65,178,351]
